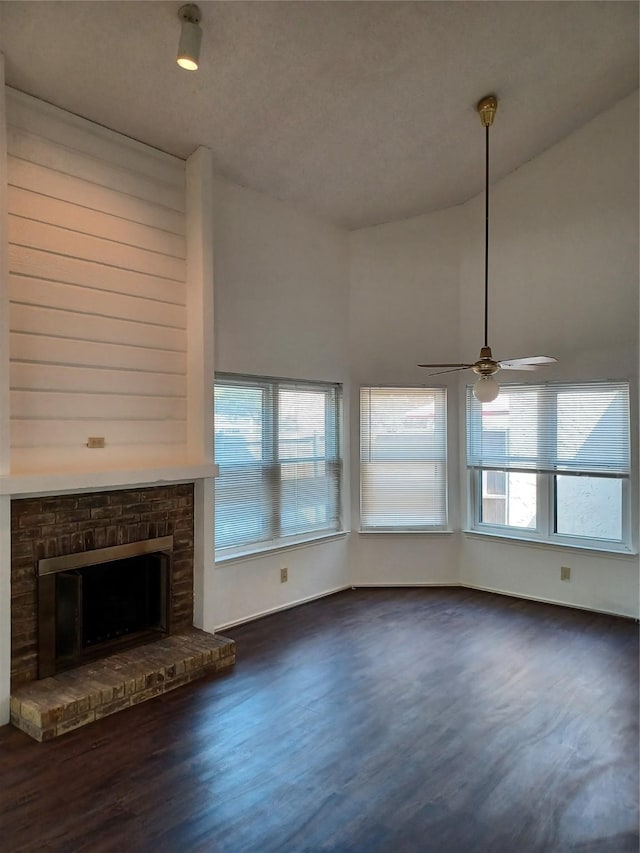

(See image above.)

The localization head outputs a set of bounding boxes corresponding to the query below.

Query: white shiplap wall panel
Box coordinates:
[0,72,9,475]
[10,333,186,375]
[9,444,190,475]
[8,186,185,257]
[11,391,185,421]
[7,90,184,188]
[11,304,185,351]
[8,216,185,281]
[6,89,189,472]
[11,276,186,329]
[11,419,186,448]
[8,126,184,211]
[9,158,185,234]
[11,363,186,397]
[10,245,186,304]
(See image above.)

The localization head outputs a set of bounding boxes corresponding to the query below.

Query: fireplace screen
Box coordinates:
[38,537,172,678]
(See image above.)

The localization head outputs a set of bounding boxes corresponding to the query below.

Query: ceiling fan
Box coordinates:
[419,95,557,402]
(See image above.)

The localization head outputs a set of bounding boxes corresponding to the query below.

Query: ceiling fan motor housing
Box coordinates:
[472,346,500,376]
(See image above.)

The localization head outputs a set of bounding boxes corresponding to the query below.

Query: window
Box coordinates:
[214,374,342,559]
[360,386,448,531]
[466,380,632,551]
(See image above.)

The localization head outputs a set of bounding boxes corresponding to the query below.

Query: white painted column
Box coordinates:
[0,58,12,724]
[185,146,217,632]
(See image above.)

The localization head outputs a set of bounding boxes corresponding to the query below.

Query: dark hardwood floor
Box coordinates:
[0,587,638,853]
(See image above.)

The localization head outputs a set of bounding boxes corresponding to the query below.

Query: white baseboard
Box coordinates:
[214,580,637,632]
[460,582,638,620]
[214,585,351,632]
[351,581,461,588]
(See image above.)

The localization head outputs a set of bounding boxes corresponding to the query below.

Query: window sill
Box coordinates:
[463,529,638,559]
[215,530,350,566]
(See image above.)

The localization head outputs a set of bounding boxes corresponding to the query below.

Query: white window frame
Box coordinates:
[466,380,635,554]
[215,373,343,561]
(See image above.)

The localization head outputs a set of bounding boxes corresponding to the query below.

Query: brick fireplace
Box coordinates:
[11,483,196,688]
[9,483,235,740]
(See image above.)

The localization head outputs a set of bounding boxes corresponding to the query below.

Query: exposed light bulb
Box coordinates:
[177,50,199,71]
[473,375,499,403]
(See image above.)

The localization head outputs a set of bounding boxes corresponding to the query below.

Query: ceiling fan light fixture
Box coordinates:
[177,4,202,71]
[473,375,499,403]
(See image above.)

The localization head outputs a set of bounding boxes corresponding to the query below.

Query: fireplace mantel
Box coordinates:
[0,463,218,498]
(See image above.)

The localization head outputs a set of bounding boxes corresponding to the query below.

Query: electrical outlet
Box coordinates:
[280,567,288,583]
[560,566,571,582]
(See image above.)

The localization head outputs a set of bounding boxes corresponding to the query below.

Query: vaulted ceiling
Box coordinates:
[0,1,637,229]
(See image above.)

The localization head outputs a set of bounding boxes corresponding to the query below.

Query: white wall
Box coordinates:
[346,91,638,616]
[210,176,351,628]
[348,207,462,585]
[457,91,639,616]
[460,536,638,618]
[458,92,638,379]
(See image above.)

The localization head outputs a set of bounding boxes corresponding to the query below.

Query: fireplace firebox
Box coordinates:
[37,536,173,678]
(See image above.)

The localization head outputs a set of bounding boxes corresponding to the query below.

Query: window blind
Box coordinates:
[360,386,447,530]
[466,381,630,476]
[215,375,341,556]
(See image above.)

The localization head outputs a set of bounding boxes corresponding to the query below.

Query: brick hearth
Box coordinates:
[11,628,235,741]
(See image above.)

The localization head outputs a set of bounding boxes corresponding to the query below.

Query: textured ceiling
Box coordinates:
[0,1,638,229]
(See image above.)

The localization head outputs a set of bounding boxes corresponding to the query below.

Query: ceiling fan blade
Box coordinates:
[417,363,472,369]
[421,366,472,376]
[499,363,539,371]
[498,355,558,369]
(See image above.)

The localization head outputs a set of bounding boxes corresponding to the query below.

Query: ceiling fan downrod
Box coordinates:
[477,94,497,353]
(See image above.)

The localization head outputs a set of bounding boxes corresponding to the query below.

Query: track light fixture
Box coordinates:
[177,4,202,71]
